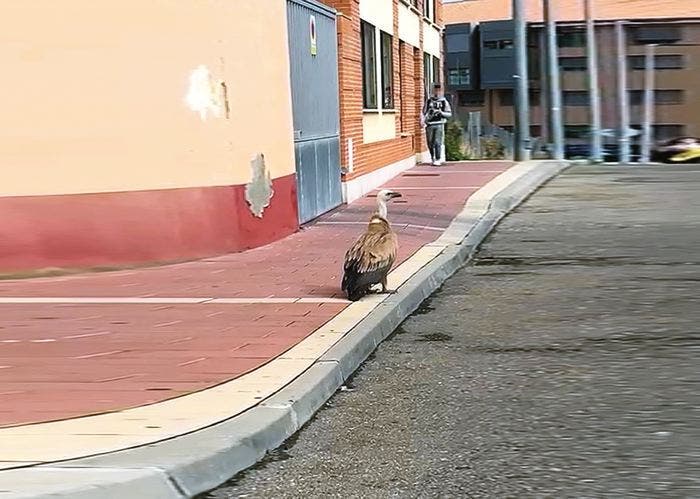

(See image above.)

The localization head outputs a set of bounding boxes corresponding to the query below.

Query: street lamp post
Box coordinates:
[584,0,603,162]
[640,43,656,163]
[544,0,564,160]
[513,0,531,161]
[615,20,631,163]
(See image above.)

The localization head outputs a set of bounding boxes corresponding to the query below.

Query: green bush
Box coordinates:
[445,120,467,161]
[482,137,506,159]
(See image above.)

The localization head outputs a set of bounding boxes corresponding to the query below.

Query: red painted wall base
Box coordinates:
[0,175,299,273]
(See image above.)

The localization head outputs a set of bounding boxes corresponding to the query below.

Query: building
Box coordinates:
[324,0,445,202]
[0,0,445,274]
[0,1,302,274]
[442,0,700,153]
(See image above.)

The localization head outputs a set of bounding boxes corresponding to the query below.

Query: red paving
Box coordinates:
[0,161,512,427]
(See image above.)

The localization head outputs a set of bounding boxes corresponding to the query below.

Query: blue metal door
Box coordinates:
[287,0,342,223]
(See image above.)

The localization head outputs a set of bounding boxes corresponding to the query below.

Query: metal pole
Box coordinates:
[640,44,655,163]
[544,0,564,160]
[513,0,530,161]
[615,20,631,163]
[585,0,603,162]
[539,27,551,148]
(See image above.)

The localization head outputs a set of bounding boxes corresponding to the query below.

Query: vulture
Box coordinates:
[342,189,402,301]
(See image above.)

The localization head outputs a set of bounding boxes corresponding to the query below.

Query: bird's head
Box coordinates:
[376,189,402,203]
[375,189,402,220]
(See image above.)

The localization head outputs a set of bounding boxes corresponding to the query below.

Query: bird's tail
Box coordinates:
[343,274,367,301]
[346,286,367,302]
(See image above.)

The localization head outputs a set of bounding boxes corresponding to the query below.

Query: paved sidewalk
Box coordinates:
[0,161,511,428]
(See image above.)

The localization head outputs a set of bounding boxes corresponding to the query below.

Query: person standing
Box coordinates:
[422,82,452,166]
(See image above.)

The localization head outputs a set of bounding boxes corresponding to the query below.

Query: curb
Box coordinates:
[0,160,569,498]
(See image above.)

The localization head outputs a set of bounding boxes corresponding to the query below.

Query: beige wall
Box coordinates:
[423,23,442,58]
[0,1,295,197]
[398,4,421,48]
[360,0,394,35]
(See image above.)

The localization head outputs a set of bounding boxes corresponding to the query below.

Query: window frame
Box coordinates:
[424,53,441,94]
[557,29,586,48]
[563,90,590,107]
[432,55,440,87]
[423,0,436,23]
[559,56,587,72]
[381,30,395,110]
[361,21,396,112]
[629,89,684,105]
[457,90,485,107]
[652,124,685,140]
[628,54,684,70]
[361,20,378,109]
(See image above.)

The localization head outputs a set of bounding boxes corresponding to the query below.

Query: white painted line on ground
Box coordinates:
[407,170,505,173]
[406,224,446,232]
[316,221,445,232]
[382,186,481,190]
[71,350,123,360]
[0,297,349,305]
[62,331,112,340]
[178,357,206,367]
[153,321,182,328]
[0,297,211,305]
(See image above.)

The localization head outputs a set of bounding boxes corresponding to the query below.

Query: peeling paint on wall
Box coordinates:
[185,65,222,120]
[245,153,274,218]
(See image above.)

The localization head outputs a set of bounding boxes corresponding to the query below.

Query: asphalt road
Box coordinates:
[205,164,700,499]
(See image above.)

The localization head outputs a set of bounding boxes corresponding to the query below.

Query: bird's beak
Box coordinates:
[390,192,402,199]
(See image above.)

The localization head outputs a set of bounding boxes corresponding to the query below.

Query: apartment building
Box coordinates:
[442,0,700,151]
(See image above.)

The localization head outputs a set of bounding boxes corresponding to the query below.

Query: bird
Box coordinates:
[342,189,402,302]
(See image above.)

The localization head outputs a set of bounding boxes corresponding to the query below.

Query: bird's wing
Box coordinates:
[344,231,397,274]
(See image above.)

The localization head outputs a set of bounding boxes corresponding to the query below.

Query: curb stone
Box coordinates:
[0,160,568,498]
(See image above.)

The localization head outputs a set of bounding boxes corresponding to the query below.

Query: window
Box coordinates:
[484,39,514,50]
[559,56,587,71]
[362,21,394,111]
[629,89,684,105]
[653,124,685,140]
[424,52,431,93]
[445,33,469,53]
[424,0,436,22]
[628,54,684,70]
[565,125,589,139]
[448,68,471,86]
[423,53,441,92]
[499,89,540,106]
[458,90,485,106]
[557,29,586,48]
[361,21,377,109]
[634,26,682,44]
[432,56,440,86]
[563,91,589,106]
[381,31,394,109]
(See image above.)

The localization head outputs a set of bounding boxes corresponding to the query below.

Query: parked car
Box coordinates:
[651,137,700,164]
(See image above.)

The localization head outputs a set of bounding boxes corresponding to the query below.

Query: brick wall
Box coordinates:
[325,0,437,182]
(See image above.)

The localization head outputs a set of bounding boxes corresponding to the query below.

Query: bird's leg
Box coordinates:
[380,277,396,295]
